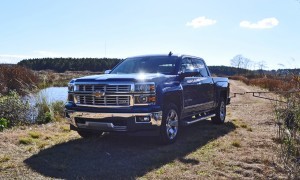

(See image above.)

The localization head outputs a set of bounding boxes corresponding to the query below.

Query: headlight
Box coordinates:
[134,95,156,105]
[135,83,155,93]
[68,84,74,92]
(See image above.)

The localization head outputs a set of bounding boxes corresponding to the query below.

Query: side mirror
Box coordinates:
[104,70,111,74]
[179,68,199,79]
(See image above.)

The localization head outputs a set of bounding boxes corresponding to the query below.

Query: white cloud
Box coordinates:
[0,51,63,64]
[240,17,279,29]
[0,54,30,64]
[186,16,217,28]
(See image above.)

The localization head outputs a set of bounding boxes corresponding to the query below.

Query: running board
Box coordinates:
[182,114,216,126]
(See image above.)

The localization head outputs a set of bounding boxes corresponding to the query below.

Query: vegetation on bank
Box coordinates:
[0,65,66,132]
[0,65,39,95]
[37,70,100,88]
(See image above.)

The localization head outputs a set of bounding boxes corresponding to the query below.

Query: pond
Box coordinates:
[24,87,68,105]
[37,87,68,103]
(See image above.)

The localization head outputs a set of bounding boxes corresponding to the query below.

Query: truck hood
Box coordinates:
[74,73,176,83]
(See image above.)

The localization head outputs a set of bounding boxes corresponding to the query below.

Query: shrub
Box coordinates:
[51,101,65,117]
[274,76,300,178]
[0,118,8,131]
[0,65,38,95]
[0,91,31,126]
[35,95,52,124]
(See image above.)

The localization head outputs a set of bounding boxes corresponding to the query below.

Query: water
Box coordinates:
[37,87,68,103]
[23,87,68,122]
[25,87,68,104]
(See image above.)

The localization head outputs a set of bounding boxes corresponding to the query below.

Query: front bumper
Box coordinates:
[65,110,163,134]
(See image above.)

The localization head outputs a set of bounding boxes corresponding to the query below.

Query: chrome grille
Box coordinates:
[78,85,130,92]
[76,95,130,106]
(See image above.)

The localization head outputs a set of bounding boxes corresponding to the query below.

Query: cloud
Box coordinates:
[0,51,63,64]
[240,17,279,29]
[0,54,30,64]
[186,16,217,28]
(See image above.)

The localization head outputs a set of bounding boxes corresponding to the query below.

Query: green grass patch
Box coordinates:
[231,140,241,148]
[19,137,33,145]
[28,131,41,139]
[60,125,70,132]
[240,124,248,128]
[0,155,10,163]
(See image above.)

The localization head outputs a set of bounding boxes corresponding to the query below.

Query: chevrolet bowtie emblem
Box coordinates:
[93,91,105,98]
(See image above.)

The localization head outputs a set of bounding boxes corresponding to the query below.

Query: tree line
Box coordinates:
[18,58,122,72]
[16,57,299,76]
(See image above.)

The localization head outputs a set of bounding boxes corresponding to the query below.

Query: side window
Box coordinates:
[180,58,193,73]
[192,59,209,77]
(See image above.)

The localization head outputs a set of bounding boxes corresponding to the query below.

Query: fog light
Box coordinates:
[136,116,151,123]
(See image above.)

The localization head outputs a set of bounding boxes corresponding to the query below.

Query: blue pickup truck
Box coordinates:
[65,53,230,144]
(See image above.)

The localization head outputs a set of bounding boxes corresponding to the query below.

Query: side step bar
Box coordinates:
[182,114,216,126]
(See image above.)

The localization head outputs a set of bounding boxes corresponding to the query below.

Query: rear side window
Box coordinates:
[192,58,209,77]
[180,58,194,72]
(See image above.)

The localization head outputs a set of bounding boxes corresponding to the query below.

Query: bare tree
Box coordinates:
[230,55,244,69]
[257,61,268,76]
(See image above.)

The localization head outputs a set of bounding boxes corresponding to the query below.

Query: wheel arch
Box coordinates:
[162,90,183,117]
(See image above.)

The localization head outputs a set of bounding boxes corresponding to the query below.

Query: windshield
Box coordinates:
[110,56,179,75]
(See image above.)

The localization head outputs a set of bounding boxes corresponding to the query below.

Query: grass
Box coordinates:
[19,137,34,145]
[0,65,38,95]
[60,125,70,132]
[240,124,248,128]
[28,131,41,139]
[0,155,10,163]
[231,140,241,148]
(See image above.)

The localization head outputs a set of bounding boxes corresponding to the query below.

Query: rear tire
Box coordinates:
[77,130,103,138]
[159,103,180,144]
[212,97,226,124]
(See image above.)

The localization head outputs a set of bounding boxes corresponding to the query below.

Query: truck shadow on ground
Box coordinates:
[24,120,236,179]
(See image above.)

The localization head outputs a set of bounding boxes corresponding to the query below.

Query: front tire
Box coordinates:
[77,130,103,138]
[212,98,226,124]
[159,103,179,144]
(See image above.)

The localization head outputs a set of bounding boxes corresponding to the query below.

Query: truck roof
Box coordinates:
[126,53,204,60]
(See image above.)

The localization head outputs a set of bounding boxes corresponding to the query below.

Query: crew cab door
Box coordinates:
[180,57,199,115]
[191,58,215,111]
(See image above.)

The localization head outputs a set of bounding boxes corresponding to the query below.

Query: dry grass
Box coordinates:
[230,75,298,92]
[0,65,38,95]
[37,70,101,88]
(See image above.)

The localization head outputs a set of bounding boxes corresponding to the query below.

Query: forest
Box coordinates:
[17,58,122,72]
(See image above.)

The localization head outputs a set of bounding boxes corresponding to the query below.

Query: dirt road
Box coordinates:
[0,80,287,179]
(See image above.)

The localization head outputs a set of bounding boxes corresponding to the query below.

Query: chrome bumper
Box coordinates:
[65,111,163,132]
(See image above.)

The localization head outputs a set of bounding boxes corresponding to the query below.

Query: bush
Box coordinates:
[0,65,38,95]
[35,95,52,124]
[0,91,31,126]
[51,101,65,117]
[0,118,8,131]
[274,76,300,178]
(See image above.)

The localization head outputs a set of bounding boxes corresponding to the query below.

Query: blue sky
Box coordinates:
[0,0,299,70]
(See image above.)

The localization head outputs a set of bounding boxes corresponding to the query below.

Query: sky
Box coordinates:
[0,0,300,70]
